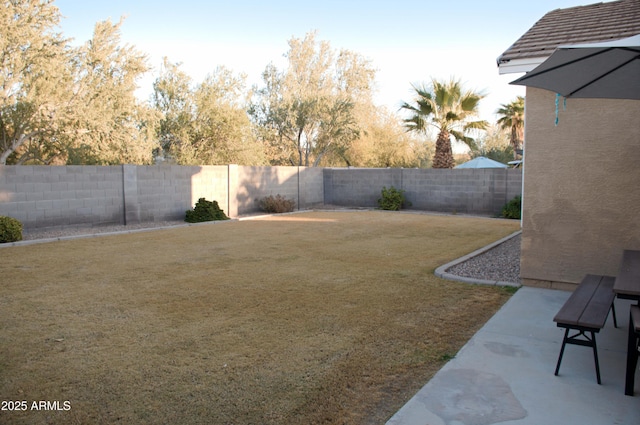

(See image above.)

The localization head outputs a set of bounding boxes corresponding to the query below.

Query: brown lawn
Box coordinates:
[0,211,519,424]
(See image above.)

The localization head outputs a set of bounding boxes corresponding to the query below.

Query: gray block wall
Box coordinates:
[0,165,521,231]
[299,167,324,208]
[234,166,324,215]
[324,168,522,215]
[0,165,327,230]
[0,165,124,229]
[236,166,299,214]
[324,168,403,207]
[123,165,230,224]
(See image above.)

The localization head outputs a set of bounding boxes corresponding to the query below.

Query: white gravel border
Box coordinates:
[435,230,522,287]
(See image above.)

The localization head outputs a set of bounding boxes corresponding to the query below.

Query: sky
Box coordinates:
[53,0,602,124]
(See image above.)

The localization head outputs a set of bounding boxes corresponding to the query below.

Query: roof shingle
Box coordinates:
[498,0,640,65]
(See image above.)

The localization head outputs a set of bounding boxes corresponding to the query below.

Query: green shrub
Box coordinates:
[501,195,522,219]
[377,186,411,211]
[259,194,296,214]
[0,216,23,243]
[185,198,229,223]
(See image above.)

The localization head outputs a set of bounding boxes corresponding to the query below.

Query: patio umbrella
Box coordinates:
[455,156,508,169]
[510,34,640,99]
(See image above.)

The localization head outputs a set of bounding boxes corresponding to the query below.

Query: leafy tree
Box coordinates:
[401,78,487,169]
[250,32,374,166]
[66,19,159,165]
[151,58,195,162]
[0,0,71,164]
[152,61,266,165]
[1,2,158,165]
[469,124,513,164]
[191,68,266,165]
[496,96,524,159]
[344,106,433,168]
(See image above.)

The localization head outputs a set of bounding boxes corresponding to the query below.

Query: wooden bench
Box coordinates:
[553,274,618,384]
[625,305,640,396]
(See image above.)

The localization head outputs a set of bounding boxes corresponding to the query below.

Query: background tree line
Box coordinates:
[1,0,523,168]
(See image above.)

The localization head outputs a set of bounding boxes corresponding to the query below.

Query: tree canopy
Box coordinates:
[249,31,376,167]
[2,1,519,169]
[1,1,157,165]
[1,0,70,164]
[152,59,266,165]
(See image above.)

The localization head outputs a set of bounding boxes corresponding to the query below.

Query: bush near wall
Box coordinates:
[501,196,521,219]
[185,198,229,223]
[378,186,411,211]
[0,216,23,243]
[259,194,296,213]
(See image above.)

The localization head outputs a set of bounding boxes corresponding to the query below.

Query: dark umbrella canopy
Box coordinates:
[511,34,640,100]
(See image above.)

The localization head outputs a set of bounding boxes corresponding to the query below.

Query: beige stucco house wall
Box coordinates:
[521,87,640,289]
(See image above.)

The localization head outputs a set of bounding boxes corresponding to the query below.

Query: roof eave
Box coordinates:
[497,56,549,75]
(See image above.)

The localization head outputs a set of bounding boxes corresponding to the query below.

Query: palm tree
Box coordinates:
[400,78,487,168]
[496,96,525,159]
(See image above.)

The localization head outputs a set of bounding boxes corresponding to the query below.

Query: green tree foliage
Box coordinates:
[66,19,159,165]
[496,96,525,159]
[344,107,433,168]
[250,31,375,166]
[469,124,514,164]
[401,79,487,169]
[152,60,266,165]
[151,58,194,161]
[1,3,500,169]
[0,1,157,165]
[0,0,71,164]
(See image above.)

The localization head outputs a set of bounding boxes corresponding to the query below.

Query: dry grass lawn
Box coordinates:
[0,211,519,424]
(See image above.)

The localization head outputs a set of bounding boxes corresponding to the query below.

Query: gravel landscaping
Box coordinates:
[21,220,189,241]
[446,233,521,284]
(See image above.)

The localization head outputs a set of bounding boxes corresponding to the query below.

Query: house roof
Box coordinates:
[497,0,640,73]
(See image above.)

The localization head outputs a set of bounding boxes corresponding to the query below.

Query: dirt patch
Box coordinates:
[0,211,519,424]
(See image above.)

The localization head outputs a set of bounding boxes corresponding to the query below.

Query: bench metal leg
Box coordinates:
[625,314,639,396]
[591,331,601,385]
[611,302,618,328]
[555,328,570,377]
[555,327,602,384]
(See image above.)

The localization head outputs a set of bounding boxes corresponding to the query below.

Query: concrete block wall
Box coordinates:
[236,166,299,214]
[0,165,325,230]
[124,165,229,224]
[299,167,324,208]
[0,165,124,229]
[0,165,521,231]
[324,168,522,215]
[234,166,324,215]
[405,168,521,215]
[324,168,403,207]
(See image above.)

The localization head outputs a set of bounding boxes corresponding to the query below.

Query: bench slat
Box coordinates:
[553,274,617,385]
[554,274,601,327]
[580,276,615,329]
[554,274,615,329]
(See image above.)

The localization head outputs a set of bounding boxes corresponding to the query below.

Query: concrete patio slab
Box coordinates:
[387,286,640,425]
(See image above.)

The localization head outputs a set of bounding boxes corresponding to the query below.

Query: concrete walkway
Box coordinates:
[386,286,640,425]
